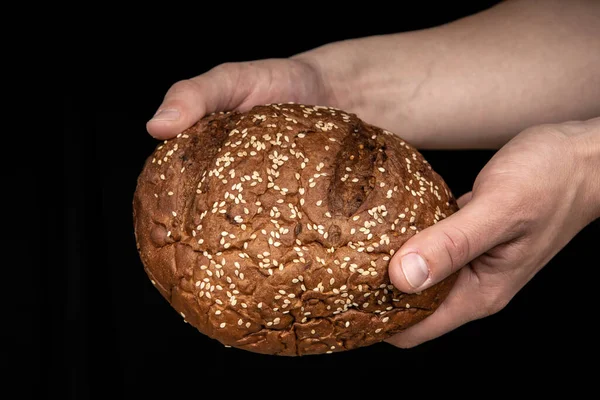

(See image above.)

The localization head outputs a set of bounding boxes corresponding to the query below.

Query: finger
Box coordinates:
[388,193,514,293]
[456,191,473,208]
[385,265,494,348]
[146,62,252,140]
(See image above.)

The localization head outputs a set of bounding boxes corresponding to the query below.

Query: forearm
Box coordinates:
[294,0,600,149]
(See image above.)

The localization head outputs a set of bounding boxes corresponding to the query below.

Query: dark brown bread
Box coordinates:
[133,103,458,356]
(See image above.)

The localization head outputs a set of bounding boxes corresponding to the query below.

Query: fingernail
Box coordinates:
[151,109,180,121]
[401,253,429,288]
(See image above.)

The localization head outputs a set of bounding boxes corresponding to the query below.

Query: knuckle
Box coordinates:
[558,121,583,131]
[524,123,567,138]
[439,226,471,273]
[211,62,248,82]
[168,79,201,96]
[211,62,246,93]
[212,61,238,73]
[525,124,577,155]
[540,126,573,144]
[545,119,598,136]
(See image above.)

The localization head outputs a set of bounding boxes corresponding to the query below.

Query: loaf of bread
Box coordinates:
[133,103,458,356]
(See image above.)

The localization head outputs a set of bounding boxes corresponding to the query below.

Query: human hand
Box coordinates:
[386,118,600,348]
[146,57,329,140]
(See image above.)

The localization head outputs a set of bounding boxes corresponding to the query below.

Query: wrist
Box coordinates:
[291,40,369,112]
[291,33,442,148]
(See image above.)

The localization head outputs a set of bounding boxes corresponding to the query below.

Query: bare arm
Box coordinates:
[144,1,600,347]
[294,0,600,149]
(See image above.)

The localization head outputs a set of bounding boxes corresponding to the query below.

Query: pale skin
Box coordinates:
[146,0,600,348]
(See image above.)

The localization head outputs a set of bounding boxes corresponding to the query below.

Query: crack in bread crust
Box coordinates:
[133,103,458,356]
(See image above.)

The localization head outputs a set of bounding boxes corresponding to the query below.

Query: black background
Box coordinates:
[50,1,599,397]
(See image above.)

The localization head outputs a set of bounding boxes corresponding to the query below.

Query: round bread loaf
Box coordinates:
[133,103,458,356]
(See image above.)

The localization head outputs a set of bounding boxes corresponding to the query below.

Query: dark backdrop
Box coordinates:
[54,2,598,397]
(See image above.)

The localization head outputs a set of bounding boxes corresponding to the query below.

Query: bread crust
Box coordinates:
[133,103,458,356]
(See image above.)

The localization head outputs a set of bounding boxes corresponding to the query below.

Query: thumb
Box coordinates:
[388,193,508,293]
[146,62,250,140]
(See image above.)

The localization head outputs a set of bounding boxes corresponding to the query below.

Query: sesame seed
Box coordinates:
[220,322,226,328]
